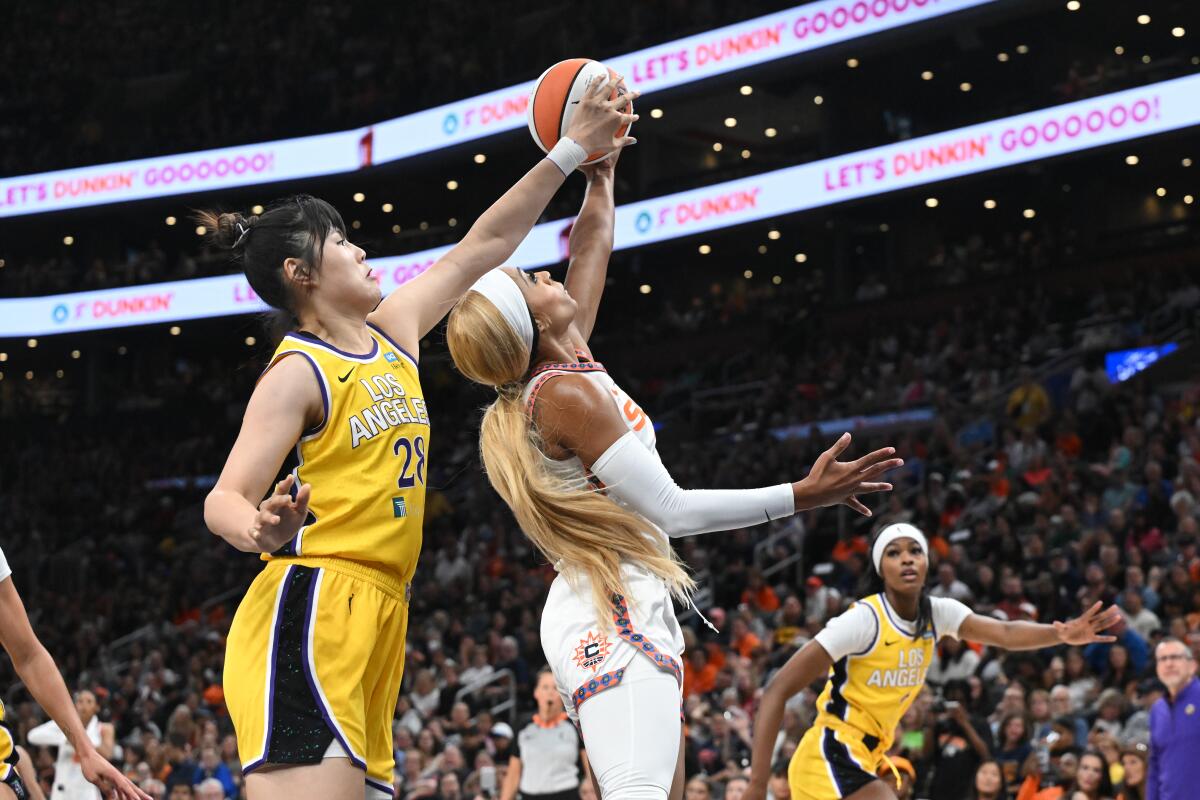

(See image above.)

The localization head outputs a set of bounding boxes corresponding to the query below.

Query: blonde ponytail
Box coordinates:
[447,290,694,626]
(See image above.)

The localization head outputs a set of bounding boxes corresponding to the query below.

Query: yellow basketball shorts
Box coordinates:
[788,723,883,800]
[224,557,409,793]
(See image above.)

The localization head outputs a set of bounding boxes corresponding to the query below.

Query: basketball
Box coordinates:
[527,58,632,165]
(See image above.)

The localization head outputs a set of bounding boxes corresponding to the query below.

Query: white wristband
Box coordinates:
[545,137,589,176]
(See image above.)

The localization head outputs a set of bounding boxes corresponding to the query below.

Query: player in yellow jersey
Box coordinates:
[202,77,637,800]
[747,523,1123,800]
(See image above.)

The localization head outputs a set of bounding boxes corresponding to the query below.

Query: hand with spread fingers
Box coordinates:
[80,746,152,800]
[793,432,904,516]
[248,474,312,554]
[563,75,639,156]
[1054,600,1123,645]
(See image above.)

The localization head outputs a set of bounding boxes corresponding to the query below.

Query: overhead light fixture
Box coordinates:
[392,224,402,234]
[1016,44,1029,54]
[448,218,458,227]
[925,197,939,208]
[71,350,80,359]
[1185,195,1195,205]
[251,204,264,215]
[1126,154,1140,165]
[1173,27,1186,38]
[165,216,176,226]
[1023,208,1037,218]
[741,149,751,159]
[772,275,783,285]
[382,203,393,212]
[764,127,777,138]
[713,142,723,152]
[744,270,754,278]
[1142,55,1152,64]
[767,230,781,240]
[473,153,487,163]
[698,244,712,255]
[650,108,664,119]
[846,58,859,68]
[997,52,1010,62]
[63,235,74,245]
[960,82,973,92]
[353,192,365,202]
[1114,45,1125,55]
[351,220,361,229]
[724,117,737,128]
[757,245,768,254]
[813,95,824,105]
[1137,14,1150,25]
[1156,187,1167,197]
[1183,158,1193,167]
[984,199,997,209]
[921,70,934,80]
[446,180,459,190]
[169,326,181,336]
[195,225,207,236]
[246,336,257,346]
[639,284,652,295]
[27,339,37,349]
[739,85,753,96]
[879,223,890,232]
[1066,0,1080,9]
[794,253,807,263]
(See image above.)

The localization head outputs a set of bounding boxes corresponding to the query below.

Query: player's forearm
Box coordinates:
[14,646,94,756]
[203,489,264,552]
[748,692,784,791]
[568,175,615,264]
[997,621,1061,650]
[457,159,568,271]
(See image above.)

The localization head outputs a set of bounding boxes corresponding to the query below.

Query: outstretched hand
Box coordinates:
[249,474,312,554]
[79,747,152,800]
[1054,601,1122,645]
[579,135,623,179]
[794,432,903,516]
[562,74,639,156]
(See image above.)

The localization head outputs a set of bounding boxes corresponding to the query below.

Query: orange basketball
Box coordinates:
[527,58,632,165]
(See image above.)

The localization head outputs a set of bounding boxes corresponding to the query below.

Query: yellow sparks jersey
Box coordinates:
[261,323,429,583]
[813,593,935,751]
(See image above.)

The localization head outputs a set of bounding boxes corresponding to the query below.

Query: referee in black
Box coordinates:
[500,667,594,800]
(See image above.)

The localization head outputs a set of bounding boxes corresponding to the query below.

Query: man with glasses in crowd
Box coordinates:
[1147,638,1199,800]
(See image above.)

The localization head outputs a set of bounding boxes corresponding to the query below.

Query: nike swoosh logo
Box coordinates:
[884,639,898,646]
[338,369,354,382]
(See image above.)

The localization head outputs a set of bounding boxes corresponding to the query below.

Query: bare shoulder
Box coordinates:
[532,373,626,462]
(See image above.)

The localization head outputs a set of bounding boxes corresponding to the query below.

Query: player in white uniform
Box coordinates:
[445,149,902,800]
[28,691,115,800]
[0,546,146,800]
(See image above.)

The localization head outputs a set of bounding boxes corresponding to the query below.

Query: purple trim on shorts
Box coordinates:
[241,759,266,776]
[366,321,418,369]
[300,569,368,771]
[366,776,396,797]
[261,565,296,762]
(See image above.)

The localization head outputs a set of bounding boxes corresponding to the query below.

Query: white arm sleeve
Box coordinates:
[813,603,878,662]
[0,545,10,584]
[589,431,795,538]
[931,596,973,640]
[27,720,67,747]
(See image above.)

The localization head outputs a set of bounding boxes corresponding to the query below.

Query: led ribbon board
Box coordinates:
[0,0,997,218]
[3,73,1197,337]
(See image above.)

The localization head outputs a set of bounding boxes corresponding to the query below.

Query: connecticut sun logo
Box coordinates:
[572,631,613,674]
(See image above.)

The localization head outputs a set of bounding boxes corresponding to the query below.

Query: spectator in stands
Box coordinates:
[1146,638,1199,799]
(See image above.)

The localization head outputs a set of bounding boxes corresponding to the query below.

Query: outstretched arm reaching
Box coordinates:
[564,148,621,346]
[957,600,1121,650]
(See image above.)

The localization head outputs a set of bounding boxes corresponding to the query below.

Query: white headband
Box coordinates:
[872,523,929,574]
[469,268,534,355]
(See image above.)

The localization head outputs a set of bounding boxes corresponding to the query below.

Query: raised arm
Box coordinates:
[535,376,902,536]
[957,601,1121,650]
[368,79,639,353]
[746,640,834,800]
[564,150,620,345]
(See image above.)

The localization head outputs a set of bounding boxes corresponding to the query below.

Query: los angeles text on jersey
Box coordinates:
[348,373,429,448]
[866,647,927,688]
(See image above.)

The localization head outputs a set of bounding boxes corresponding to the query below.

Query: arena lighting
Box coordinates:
[758,245,769,254]
[739,85,753,96]
[650,108,664,119]
[1156,187,1167,196]
[1016,44,1029,54]
[251,204,264,214]
[1126,154,1140,165]
[1066,0,1080,10]
[813,95,825,105]
[997,52,1009,62]
[846,57,859,68]
[165,215,176,225]
[639,284,652,294]
[764,127,777,137]
[1185,158,1194,166]
[773,275,783,284]
[1023,208,1036,218]
[353,192,365,202]
[960,82,973,92]
[473,153,487,163]
[712,143,723,152]
[1185,195,1194,204]
[925,197,939,207]
[446,180,459,190]
[984,198,997,209]
[921,70,934,80]
[741,149,752,159]
[794,253,807,263]
[1115,46,1125,55]
[698,244,712,254]
[0,0,1002,219]
[63,235,74,245]
[743,269,754,278]
[5,73,1200,338]
[767,229,782,239]
[724,117,738,127]
[382,203,394,212]
[194,225,206,235]
[1173,27,1185,38]
[1137,14,1150,25]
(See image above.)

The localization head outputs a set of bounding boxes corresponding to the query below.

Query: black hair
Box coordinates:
[1072,748,1115,798]
[967,759,1009,800]
[195,194,347,332]
[861,529,933,640]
